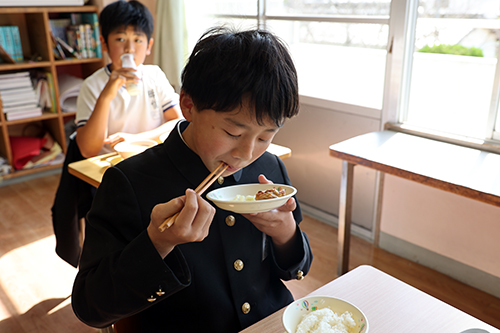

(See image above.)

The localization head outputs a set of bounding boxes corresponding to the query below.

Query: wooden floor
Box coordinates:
[0,173,499,332]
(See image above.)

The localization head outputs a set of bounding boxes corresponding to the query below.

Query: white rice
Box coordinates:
[232,194,255,201]
[296,308,356,333]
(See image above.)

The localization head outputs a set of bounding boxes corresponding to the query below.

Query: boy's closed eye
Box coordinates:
[225,130,240,138]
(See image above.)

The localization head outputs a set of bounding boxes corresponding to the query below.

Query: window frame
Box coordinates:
[209,0,390,118]
[390,0,500,145]
[202,0,500,147]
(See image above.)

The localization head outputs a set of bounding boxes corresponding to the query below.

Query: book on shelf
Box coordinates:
[0,43,15,64]
[81,12,102,58]
[2,103,40,113]
[0,27,15,63]
[9,26,23,62]
[0,77,33,90]
[0,71,30,79]
[31,70,56,113]
[0,27,14,62]
[0,89,37,103]
[0,70,44,119]
[1,98,38,108]
[0,71,37,107]
[0,26,23,63]
[50,33,66,60]
[45,72,57,113]
[0,0,84,6]
[0,86,34,96]
[0,72,33,90]
[66,12,101,59]
[47,13,102,60]
[55,36,81,59]
[67,24,88,59]
[83,24,95,58]
[35,77,53,111]
[49,18,71,44]
[4,107,42,121]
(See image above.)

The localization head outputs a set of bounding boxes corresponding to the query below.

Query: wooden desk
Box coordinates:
[69,143,292,188]
[329,130,500,275]
[241,265,500,332]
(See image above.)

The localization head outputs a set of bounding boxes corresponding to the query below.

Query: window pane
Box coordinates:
[267,0,391,16]
[268,20,388,108]
[404,0,500,139]
[185,0,257,16]
[184,0,258,52]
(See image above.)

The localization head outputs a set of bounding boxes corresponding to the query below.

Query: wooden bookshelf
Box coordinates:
[0,6,104,181]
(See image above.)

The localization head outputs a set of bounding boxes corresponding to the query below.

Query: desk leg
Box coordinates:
[338,161,354,276]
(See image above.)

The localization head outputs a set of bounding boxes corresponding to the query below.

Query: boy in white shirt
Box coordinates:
[76,0,182,157]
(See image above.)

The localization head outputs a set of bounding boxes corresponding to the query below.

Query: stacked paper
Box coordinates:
[58,74,83,112]
[0,72,42,120]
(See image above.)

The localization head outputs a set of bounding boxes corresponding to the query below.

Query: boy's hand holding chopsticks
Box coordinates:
[147,188,216,258]
[147,162,228,258]
[158,162,228,232]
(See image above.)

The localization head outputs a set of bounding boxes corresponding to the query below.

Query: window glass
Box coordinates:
[184,0,258,52]
[185,0,257,16]
[266,0,391,16]
[184,0,388,109]
[268,20,388,108]
[404,0,500,139]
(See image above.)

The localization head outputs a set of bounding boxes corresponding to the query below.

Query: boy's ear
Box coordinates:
[100,35,108,52]
[179,91,195,121]
[146,38,154,55]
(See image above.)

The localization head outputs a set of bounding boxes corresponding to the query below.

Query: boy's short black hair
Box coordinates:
[181,27,299,127]
[99,0,154,45]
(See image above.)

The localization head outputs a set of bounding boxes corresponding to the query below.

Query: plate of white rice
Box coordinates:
[282,296,368,333]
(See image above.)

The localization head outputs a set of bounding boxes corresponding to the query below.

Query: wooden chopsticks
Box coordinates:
[158,162,228,232]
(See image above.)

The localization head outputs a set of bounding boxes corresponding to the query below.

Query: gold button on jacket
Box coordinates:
[241,302,251,314]
[217,176,224,185]
[225,215,235,227]
[233,259,244,271]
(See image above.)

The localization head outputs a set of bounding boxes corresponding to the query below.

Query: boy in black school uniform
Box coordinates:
[72,26,313,332]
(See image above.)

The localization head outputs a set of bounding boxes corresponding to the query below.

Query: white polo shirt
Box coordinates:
[76,64,179,153]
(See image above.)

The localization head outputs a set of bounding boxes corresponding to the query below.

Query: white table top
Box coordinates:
[329,130,500,207]
[241,265,499,332]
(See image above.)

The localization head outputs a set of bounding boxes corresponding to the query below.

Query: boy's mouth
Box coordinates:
[224,164,239,173]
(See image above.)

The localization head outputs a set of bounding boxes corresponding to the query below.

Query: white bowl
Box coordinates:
[113,139,157,159]
[282,295,368,333]
[206,184,296,214]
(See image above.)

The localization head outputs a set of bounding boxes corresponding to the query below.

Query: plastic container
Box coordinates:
[120,53,142,96]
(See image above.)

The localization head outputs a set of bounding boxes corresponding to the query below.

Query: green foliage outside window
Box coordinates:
[418,44,483,57]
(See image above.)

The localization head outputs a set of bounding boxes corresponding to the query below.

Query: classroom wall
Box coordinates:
[273,101,380,232]
[274,100,500,298]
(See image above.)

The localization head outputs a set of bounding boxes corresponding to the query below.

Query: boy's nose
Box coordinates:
[232,141,254,162]
[124,40,135,53]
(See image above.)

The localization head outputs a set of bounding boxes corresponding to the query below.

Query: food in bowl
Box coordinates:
[282,296,368,333]
[232,187,287,202]
[114,139,157,159]
[232,194,256,201]
[296,308,356,333]
[207,184,297,214]
[255,187,286,200]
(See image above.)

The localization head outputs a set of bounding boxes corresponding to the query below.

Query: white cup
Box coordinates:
[120,53,142,96]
